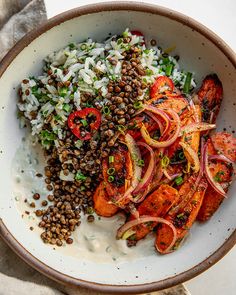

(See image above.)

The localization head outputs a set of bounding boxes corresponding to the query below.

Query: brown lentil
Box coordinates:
[33,193,40,200]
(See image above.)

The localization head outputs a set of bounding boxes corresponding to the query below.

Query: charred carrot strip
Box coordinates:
[102,144,133,199]
[211,132,236,162]
[128,184,179,241]
[197,74,223,123]
[147,96,188,114]
[156,179,208,253]
[93,182,119,217]
[197,159,233,221]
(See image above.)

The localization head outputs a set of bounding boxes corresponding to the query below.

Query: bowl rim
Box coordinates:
[0,1,235,293]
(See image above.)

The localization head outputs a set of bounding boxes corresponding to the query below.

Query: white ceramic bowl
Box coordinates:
[0,2,235,293]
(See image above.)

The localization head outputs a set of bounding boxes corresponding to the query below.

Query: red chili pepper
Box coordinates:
[150,76,174,98]
[68,108,101,140]
[131,30,145,45]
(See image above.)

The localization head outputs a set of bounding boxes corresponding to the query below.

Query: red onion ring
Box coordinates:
[132,142,156,194]
[179,123,216,137]
[209,154,234,164]
[204,141,226,197]
[145,111,165,135]
[115,134,142,204]
[117,215,177,254]
[140,107,180,148]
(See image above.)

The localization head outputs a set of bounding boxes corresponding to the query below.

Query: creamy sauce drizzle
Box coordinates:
[11,135,155,263]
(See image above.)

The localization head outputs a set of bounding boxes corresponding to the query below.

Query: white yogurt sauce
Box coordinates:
[11,134,156,263]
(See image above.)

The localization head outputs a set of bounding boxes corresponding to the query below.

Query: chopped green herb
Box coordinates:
[102,106,110,115]
[143,49,150,54]
[86,207,94,214]
[75,140,83,148]
[137,159,145,167]
[183,72,192,94]
[40,130,56,141]
[62,103,71,113]
[165,64,173,76]
[161,155,170,168]
[54,114,62,121]
[68,43,76,50]
[133,101,143,109]
[81,119,88,127]
[58,87,68,97]
[107,168,115,175]
[146,69,153,76]
[177,213,185,219]
[80,44,87,50]
[175,176,183,186]
[109,156,114,163]
[117,125,127,133]
[214,170,225,182]
[80,185,86,191]
[108,175,114,182]
[75,172,87,181]
[122,31,129,38]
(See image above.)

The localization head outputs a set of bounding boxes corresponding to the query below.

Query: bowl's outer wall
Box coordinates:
[0,3,235,293]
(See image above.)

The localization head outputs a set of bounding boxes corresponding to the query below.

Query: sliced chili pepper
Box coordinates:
[150,76,174,98]
[68,108,101,140]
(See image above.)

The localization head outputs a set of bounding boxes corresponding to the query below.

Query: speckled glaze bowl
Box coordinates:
[0,2,235,294]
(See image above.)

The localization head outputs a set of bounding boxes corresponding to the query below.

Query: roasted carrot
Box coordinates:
[156,179,208,253]
[197,74,223,123]
[147,96,188,114]
[197,159,233,221]
[128,184,179,241]
[93,182,119,217]
[102,144,133,199]
[211,132,236,162]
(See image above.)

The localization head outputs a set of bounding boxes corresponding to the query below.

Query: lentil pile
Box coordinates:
[17,29,195,246]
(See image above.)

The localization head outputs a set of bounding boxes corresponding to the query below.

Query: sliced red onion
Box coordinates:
[143,105,171,136]
[162,172,182,184]
[179,141,200,173]
[117,215,177,254]
[145,111,164,135]
[179,123,216,136]
[115,134,142,203]
[132,142,156,194]
[204,141,226,197]
[209,154,234,164]
[141,108,180,148]
[163,169,172,180]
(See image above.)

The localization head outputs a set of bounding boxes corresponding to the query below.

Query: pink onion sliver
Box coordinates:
[179,123,216,136]
[209,154,234,164]
[162,172,182,184]
[144,105,171,135]
[204,141,226,197]
[145,111,165,135]
[116,215,177,254]
[141,109,180,148]
[132,142,156,194]
[163,169,172,180]
[115,134,142,203]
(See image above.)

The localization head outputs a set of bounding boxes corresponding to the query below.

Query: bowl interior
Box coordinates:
[0,7,236,288]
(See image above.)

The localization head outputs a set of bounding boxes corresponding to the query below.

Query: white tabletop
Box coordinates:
[44,1,236,294]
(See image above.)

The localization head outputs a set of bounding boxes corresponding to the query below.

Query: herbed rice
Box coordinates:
[18,28,195,149]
